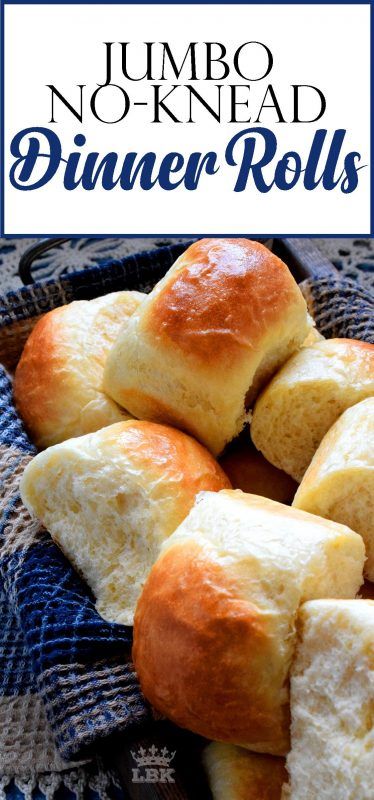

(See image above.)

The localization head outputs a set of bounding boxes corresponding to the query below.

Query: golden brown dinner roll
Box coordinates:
[286,599,374,800]
[251,339,374,481]
[220,436,298,505]
[203,742,287,800]
[293,398,374,580]
[20,421,230,625]
[14,291,144,448]
[104,239,312,456]
[133,490,364,755]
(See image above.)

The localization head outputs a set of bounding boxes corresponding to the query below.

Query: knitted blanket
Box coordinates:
[0,244,373,794]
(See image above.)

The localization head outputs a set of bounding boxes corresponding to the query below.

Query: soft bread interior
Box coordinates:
[252,380,357,482]
[297,472,374,581]
[293,398,374,579]
[20,421,230,625]
[21,433,163,624]
[245,331,308,409]
[251,341,374,481]
[286,599,374,800]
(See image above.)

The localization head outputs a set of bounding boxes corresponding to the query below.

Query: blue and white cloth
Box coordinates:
[0,245,191,798]
[0,370,141,798]
[0,368,151,757]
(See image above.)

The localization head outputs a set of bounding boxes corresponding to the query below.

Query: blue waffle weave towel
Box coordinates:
[0,367,151,763]
[0,246,191,771]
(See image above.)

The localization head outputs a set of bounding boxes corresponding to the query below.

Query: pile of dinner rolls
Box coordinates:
[15,239,374,800]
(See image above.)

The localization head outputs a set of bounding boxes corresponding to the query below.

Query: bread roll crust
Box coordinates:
[20,420,231,625]
[104,239,311,455]
[133,490,364,754]
[251,338,374,481]
[143,239,305,365]
[135,539,288,749]
[203,742,287,800]
[14,291,144,448]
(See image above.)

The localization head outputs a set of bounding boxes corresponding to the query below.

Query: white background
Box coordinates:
[4,3,371,234]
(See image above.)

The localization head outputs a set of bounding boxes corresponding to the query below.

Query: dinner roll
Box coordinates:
[20,421,230,625]
[251,339,374,481]
[104,239,312,456]
[133,490,364,755]
[286,599,374,800]
[293,398,374,580]
[203,743,287,800]
[220,436,297,505]
[14,291,144,448]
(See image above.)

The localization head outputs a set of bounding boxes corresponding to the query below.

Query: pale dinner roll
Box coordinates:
[301,327,324,347]
[220,436,298,505]
[20,420,230,625]
[251,339,374,481]
[14,291,145,448]
[293,398,374,580]
[203,742,287,800]
[133,490,364,755]
[286,599,374,800]
[104,239,312,456]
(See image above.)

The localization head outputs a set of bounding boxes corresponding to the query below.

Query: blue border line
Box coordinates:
[1,0,4,237]
[1,0,372,238]
[5,232,372,239]
[371,1,373,235]
[2,1,369,4]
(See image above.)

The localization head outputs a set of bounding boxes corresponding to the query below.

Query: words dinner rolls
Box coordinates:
[104,238,312,455]
[133,490,364,755]
[20,420,230,625]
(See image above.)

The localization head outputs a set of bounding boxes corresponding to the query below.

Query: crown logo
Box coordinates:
[131,745,176,768]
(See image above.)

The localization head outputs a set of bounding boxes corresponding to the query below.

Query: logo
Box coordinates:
[131,745,176,784]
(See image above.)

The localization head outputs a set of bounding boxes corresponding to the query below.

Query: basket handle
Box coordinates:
[18,237,273,286]
[18,236,337,286]
[18,238,70,285]
[272,238,337,281]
